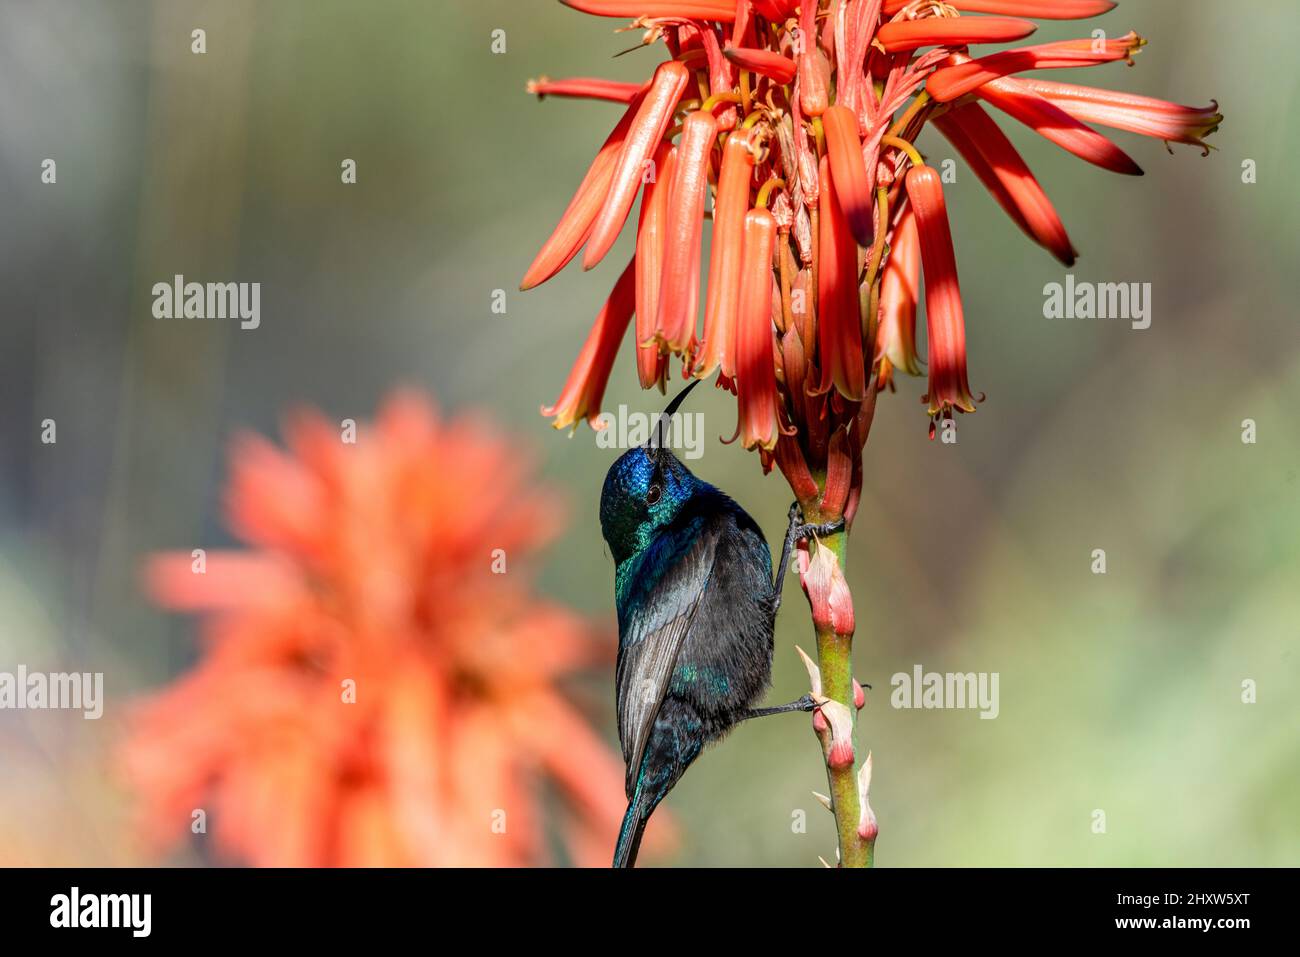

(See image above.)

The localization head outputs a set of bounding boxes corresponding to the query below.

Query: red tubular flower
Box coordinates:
[543,259,637,430]
[1017,78,1224,152]
[822,104,875,248]
[875,17,1037,54]
[695,129,756,383]
[735,208,781,450]
[883,0,1115,16]
[816,156,866,402]
[561,0,737,18]
[876,206,923,388]
[933,102,1077,266]
[527,76,643,103]
[974,70,1143,175]
[724,45,796,84]
[653,109,718,354]
[635,143,676,390]
[520,88,645,291]
[796,0,828,117]
[926,32,1146,103]
[583,60,690,271]
[905,165,979,423]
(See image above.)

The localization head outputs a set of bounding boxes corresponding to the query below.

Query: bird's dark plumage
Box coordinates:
[598,381,840,867]
[601,440,782,868]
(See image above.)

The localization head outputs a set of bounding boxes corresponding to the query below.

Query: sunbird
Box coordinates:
[600,380,842,868]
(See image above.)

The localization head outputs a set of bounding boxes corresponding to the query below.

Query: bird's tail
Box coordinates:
[613,781,654,869]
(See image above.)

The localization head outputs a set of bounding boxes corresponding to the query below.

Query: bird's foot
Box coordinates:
[786,502,846,543]
[794,692,820,712]
[774,505,847,599]
[742,693,820,721]
[798,518,845,540]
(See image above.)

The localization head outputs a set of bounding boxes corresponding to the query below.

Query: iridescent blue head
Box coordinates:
[600,381,705,566]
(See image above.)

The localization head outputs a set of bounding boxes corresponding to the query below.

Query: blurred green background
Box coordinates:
[1,0,1296,865]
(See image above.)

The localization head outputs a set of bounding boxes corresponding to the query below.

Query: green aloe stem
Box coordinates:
[801,494,874,868]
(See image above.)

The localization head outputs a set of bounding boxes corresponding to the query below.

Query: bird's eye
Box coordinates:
[646,483,662,506]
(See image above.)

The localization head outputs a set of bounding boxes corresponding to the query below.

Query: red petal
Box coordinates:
[822,104,875,248]
[561,0,737,19]
[904,166,978,419]
[527,76,643,103]
[876,206,923,382]
[723,45,796,84]
[933,102,1077,265]
[634,143,676,390]
[697,25,739,131]
[696,129,756,381]
[653,110,718,354]
[542,259,637,430]
[974,69,1143,175]
[520,87,646,290]
[774,430,819,504]
[926,32,1145,103]
[796,0,828,117]
[735,208,781,451]
[1018,78,1223,150]
[583,60,691,271]
[815,156,866,401]
[875,17,1037,53]
[754,0,798,19]
[819,427,853,518]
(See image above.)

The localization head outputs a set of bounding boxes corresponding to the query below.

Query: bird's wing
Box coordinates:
[615,519,721,798]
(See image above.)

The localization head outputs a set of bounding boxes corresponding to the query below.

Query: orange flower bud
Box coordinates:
[876,16,1037,53]
[822,105,875,248]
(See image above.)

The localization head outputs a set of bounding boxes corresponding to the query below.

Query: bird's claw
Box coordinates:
[785,502,845,549]
[799,517,845,539]
[775,505,845,599]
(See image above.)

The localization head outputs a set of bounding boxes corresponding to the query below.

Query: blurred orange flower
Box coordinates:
[122,390,657,866]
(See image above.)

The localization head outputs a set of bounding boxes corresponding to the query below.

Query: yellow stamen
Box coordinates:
[700,91,742,113]
[756,177,786,210]
[881,134,924,169]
